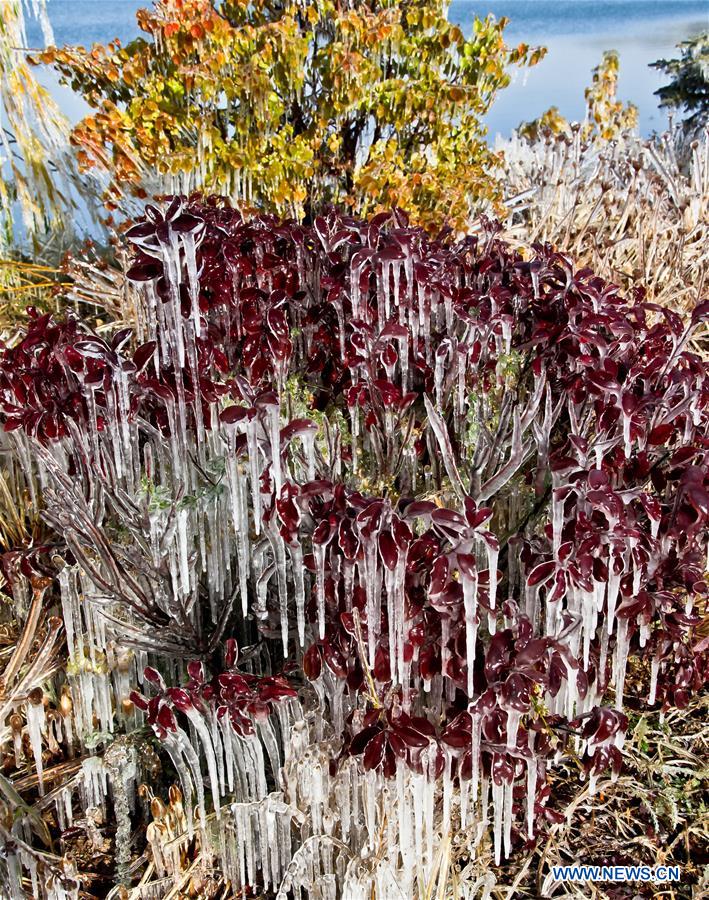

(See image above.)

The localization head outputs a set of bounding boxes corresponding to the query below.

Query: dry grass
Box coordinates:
[500,126,709,353]
[438,693,709,900]
[0,259,70,343]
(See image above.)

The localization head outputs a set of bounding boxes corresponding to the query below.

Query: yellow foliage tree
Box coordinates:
[583,50,638,140]
[37,0,544,231]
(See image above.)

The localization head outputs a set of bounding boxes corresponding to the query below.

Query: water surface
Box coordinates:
[458,1,709,135]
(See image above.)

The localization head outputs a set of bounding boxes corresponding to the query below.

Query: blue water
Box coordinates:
[453,1,707,38]
[456,1,709,134]
[26,2,145,48]
[27,1,709,136]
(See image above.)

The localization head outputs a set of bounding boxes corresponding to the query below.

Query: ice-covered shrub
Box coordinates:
[0,198,706,897]
[501,88,708,317]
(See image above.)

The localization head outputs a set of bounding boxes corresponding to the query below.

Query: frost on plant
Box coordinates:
[0,199,706,897]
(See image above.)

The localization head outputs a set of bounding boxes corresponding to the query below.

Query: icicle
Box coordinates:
[386,566,397,683]
[462,565,478,698]
[551,479,564,555]
[162,735,196,838]
[350,402,359,474]
[460,775,470,831]
[492,778,504,865]
[505,709,521,752]
[648,656,660,705]
[423,757,435,868]
[638,619,650,648]
[351,256,362,321]
[470,710,482,820]
[314,542,327,641]
[501,318,512,354]
[411,771,424,862]
[456,349,466,419]
[380,260,391,321]
[503,778,514,859]
[442,752,453,841]
[176,506,192,598]
[183,706,222,818]
[26,690,46,795]
[10,715,24,768]
[399,332,410,392]
[245,416,262,534]
[526,754,537,839]
[270,527,290,654]
[487,610,497,636]
[434,347,446,407]
[650,514,660,541]
[613,617,629,710]
[525,582,539,628]
[632,551,642,597]
[392,260,401,318]
[582,588,596,669]
[301,430,317,482]
[290,541,306,647]
[392,556,406,686]
[606,562,621,636]
[362,538,380,666]
[104,740,137,887]
[182,231,201,333]
[228,455,251,617]
[486,542,499,612]
[268,402,283,498]
[622,409,632,458]
[443,294,453,332]
[395,761,410,868]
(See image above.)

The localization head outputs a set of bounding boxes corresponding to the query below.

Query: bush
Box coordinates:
[0,199,706,896]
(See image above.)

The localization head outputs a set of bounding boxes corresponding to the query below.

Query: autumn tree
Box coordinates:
[37,0,543,231]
